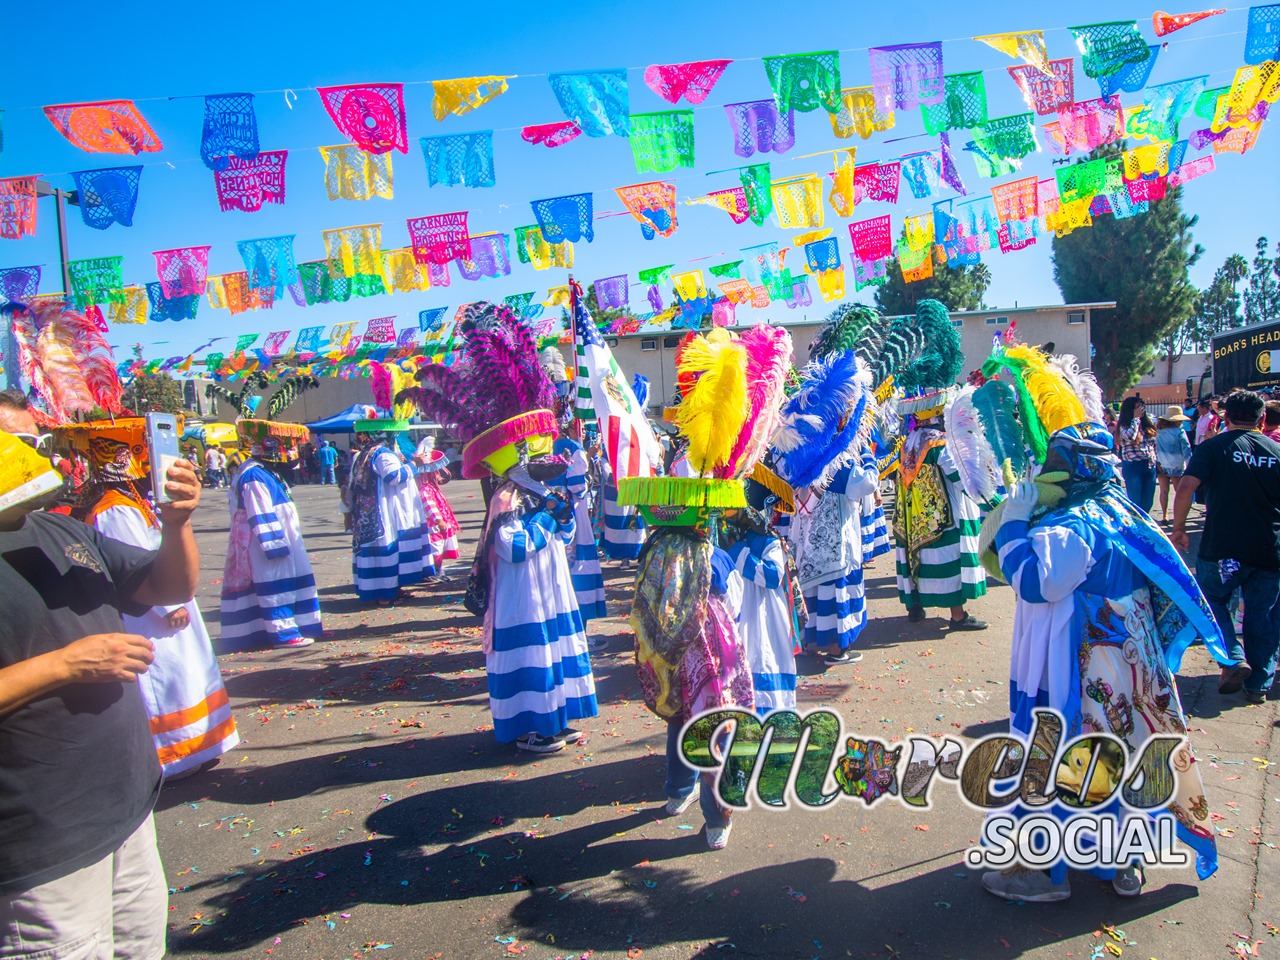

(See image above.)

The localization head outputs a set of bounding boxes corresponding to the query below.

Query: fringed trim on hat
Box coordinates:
[748,462,796,514]
[616,476,745,509]
[237,419,310,441]
[461,409,557,480]
[353,418,410,434]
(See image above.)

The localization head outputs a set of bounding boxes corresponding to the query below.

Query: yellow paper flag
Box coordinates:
[431,76,512,121]
[974,31,1052,76]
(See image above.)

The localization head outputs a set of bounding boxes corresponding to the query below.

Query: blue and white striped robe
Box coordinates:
[353,447,433,602]
[485,505,598,742]
[860,493,891,561]
[729,532,796,714]
[221,461,322,650]
[791,457,880,652]
[994,511,1219,883]
[552,437,607,622]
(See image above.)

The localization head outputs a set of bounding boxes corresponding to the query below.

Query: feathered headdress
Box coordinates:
[772,352,870,491]
[397,304,556,443]
[2,299,123,424]
[809,303,883,361]
[981,343,1086,463]
[673,328,749,477]
[1045,353,1105,426]
[725,325,793,478]
[971,379,1029,479]
[540,346,567,384]
[944,386,1001,506]
[871,299,963,393]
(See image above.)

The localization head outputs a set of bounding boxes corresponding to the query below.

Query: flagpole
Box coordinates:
[566,274,583,443]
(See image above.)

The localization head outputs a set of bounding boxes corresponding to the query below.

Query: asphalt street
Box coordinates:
[157,480,1280,960]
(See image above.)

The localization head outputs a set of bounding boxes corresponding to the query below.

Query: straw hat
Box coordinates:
[1161,405,1191,423]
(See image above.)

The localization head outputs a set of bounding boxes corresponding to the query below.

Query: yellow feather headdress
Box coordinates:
[673,329,749,478]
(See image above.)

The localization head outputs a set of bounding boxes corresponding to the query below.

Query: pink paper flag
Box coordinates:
[407,212,470,265]
[644,60,733,105]
[521,120,583,148]
[849,215,893,262]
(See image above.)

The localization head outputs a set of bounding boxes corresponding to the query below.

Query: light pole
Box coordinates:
[32,180,80,295]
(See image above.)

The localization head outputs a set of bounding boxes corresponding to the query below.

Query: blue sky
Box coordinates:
[0,0,1276,362]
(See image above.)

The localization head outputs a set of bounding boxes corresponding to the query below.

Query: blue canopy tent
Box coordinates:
[305,404,376,435]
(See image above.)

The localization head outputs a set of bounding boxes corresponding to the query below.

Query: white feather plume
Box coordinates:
[944,385,1000,505]
[1046,354,1105,426]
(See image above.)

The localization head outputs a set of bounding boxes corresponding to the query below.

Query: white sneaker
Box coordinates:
[665,783,700,816]
[981,865,1071,903]
[706,820,733,850]
[515,733,565,754]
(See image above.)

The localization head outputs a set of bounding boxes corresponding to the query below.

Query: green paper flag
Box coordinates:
[629,110,696,174]
[763,51,842,114]
[740,164,773,226]
[708,261,743,279]
[638,265,673,286]
[921,72,988,135]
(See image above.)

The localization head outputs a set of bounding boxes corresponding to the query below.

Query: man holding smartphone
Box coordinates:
[0,390,203,960]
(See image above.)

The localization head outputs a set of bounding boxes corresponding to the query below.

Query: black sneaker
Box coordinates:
[556,728,584,745]
[516,733,566,754]
[948,613,989,631]
[825,651,863,665]
[907,606,927,623]
[1219,663,1253,695]
[1244,689,1268,705]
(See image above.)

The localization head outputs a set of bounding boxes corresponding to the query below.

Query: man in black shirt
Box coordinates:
[1173,390,1280,705]
[0,390,203,960]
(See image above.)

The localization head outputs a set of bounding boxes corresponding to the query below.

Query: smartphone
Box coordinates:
[146,413,182,504]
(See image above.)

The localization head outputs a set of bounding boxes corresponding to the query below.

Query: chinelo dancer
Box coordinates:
[973,345,1232,902]
[399,304,598,755]
[622,324,790,848]
[772,353,881,665]
[888,302,988,630]
[63,418,239,778]
[412,434,460,576]
[349,417,433,604]
[725,458,806,714]
[221,420,322,650]
[551,402,608,624]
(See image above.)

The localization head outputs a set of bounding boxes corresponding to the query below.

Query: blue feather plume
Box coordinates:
[632,374,649,410]
[972,380,1028,478]
[771,352,868,490]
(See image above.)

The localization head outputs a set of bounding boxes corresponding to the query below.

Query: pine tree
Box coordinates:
[873,246,991,315]
[1051,143,1202,397]
[1243,236,1280,326]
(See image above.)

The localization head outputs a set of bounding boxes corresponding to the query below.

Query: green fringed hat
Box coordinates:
[616,476,746,528]
[353,418,411,434]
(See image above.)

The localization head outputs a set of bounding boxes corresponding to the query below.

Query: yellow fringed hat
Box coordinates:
[58,417,184,481]
[237,419,310,463]
[0,430,63,513]
[617,475,746,528]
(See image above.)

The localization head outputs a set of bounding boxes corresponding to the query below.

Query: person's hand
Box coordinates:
[1171,526,1190,552]
[165,608,190,630]
[60,633,155,683]
[156,459,201,525]
[1002,479,1040,523]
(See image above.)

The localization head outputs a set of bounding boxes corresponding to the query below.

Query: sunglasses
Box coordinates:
[13,432,54,455]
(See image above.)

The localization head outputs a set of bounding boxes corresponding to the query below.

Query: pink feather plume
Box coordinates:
[726,325,793,478]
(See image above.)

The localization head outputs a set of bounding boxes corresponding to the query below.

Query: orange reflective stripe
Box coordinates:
[156,716,238,767]
[149,687,230,736]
